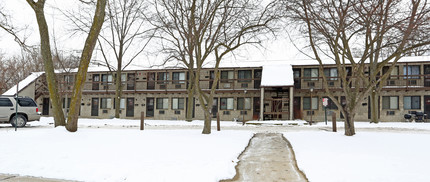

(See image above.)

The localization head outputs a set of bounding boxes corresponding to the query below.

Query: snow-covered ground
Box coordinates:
[0,119,253,182]
[1,117,430,181]
[284,131,430,182]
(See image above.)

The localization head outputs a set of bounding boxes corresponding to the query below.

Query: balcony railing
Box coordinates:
[294,74,430,90]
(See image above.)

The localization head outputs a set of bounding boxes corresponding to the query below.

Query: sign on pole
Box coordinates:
[322,98,328,107]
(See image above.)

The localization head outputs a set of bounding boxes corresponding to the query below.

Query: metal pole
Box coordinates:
[15,82,19,131]
[310,91,313,126]
[216,112,220,131]
[332,112,337,132]
[140,111,144,130]
[325,106,327,125]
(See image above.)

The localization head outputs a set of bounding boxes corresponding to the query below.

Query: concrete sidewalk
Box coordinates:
[222,133,308,182]
[0,174,77,182]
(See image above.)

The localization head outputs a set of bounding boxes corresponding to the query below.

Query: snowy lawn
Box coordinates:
[0,127,253,182]
[21,117,243,127]
[284,131,430,182]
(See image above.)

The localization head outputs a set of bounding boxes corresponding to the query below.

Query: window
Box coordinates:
[221,71,234,82]
[403,65,420,79]
[323,97,338,110]
[404,96,421,110]
[102,74,113,85]
[0,98,13,107]
[157,72,169,84]
[238,70,252,82]
[220,98,234,110]
[100,98,112,109]
[16,98,37,107]
[237,97,251,110]
[64,75,74,83]
[172,72,185,84]
[121,73,127,82]
[382,96,399,110]
[172,98,185,110]
[304,68,318,81]
[383,66,399,79]
[156,98,169,109]
[113,98,126,109]
[62,98,71,109]
[303,97,318,110]
[324,68,338,80]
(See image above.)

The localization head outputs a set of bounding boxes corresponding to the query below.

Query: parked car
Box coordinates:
[0,96,41,127]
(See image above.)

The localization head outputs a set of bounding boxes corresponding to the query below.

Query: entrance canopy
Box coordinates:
[260,64,294,87]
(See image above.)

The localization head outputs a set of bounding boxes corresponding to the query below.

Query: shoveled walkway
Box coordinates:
[222,133,308,182]
[0,174,76,182]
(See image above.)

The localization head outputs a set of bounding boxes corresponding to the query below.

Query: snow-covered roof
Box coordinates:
[2,72,44,96]
[260,64,294,87]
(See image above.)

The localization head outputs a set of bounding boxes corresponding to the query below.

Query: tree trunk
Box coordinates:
[202,108,212,134]
[186,70,194,122]
[66,0,106,132]
[370,90,379,123]
[29,1,66,127]
[344,112,356,136]
[114,69,122,118]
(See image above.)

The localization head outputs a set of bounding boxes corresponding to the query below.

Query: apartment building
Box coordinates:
[4,56,430,122]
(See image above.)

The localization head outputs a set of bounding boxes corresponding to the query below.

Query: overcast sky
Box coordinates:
[0,0,307,69]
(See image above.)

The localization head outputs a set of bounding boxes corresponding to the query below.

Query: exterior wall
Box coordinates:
[17,82,36,98]
[292,61,430,122]
[35,67,264,121]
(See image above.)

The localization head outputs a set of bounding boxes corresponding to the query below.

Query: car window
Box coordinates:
[0,98,13,107]
[16,98,37,107]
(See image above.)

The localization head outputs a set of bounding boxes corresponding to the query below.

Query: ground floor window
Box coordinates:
[100,98,112,109]
[237,97,251,110]
[404,96,420,109]
[156,98,169,109]
[220,98,234,110]
[303,97,318,110]
[113,98,126,109]
[382,96,399,110]
[172,98,185,110]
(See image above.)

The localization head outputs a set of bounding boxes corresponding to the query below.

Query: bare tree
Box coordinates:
[151,0,278,134]
[65,0,153,118]
[66,0,106,132]
[284,0,430,136]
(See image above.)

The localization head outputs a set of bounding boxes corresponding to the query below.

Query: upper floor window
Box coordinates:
[221,71,234,83]
[238,70,252,82]
[404,65,420,79]
[323,68,338,81]
[64,75,74,84]
[102,74,113,85]
[382,66,399,79]
[304,68,318,81]
[172,72,186,84]
[157,72,169,84]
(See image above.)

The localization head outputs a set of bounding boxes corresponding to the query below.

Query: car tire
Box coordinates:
[10,114,27,127]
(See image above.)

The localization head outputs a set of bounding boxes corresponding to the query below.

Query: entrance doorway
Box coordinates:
[91,98,99,116]
[293,97,301,119]
[146,98,154,117]
[253,97,260,120]
[42,98,49,115]
[126,98,134,117]
[424,96,430,117]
